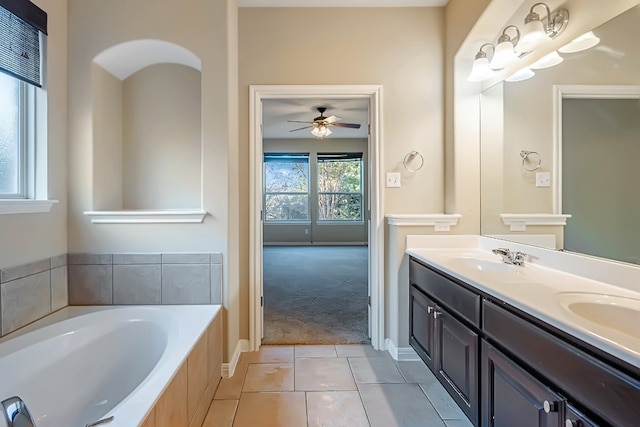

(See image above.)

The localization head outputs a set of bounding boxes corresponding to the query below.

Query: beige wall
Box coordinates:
[122,64,201,210]
[239,6,446,342]
[67,0,239,360]
[0,0,68,269]
[92,64,123,211]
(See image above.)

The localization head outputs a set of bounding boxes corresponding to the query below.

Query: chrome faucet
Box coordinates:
[1,396,37,427]
[492,247,527,266]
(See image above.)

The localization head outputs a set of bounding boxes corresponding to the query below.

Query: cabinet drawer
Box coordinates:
[483,299,640,427]
[410,258,480,327]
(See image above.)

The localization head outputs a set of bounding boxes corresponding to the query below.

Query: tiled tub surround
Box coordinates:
[0,254,68,336]
[0,305,222,427]
[68,253,223,305]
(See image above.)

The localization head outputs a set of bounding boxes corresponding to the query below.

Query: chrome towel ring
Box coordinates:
[403,151,424,172]
[520,150,541,172]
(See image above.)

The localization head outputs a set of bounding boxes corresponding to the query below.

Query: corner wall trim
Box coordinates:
[385,338,420,361]
[222,339,250,378]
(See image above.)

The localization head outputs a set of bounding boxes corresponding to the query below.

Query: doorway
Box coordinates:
[249,85,384,352]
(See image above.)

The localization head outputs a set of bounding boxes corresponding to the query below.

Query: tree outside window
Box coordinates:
[264,153,310,221]
[317,153,363,222]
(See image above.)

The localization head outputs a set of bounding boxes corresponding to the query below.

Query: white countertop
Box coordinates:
[406,235,640,369]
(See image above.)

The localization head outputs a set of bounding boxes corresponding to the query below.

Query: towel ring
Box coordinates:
[520,150,541,172]
[403,151,424,172]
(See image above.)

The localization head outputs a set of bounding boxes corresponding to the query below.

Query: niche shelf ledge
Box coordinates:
[84,209,207,224]
[386,214,462,231]
[500,213,572,231]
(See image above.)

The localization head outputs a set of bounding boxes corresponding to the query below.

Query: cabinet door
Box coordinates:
[435,309,479,425]
[409,285,437,369]
[482,340,564,427]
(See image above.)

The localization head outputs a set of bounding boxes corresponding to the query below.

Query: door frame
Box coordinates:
[249,84,384,352]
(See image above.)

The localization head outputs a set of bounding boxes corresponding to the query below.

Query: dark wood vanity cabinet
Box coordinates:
[409,256,640,427]
[409,259,480,425]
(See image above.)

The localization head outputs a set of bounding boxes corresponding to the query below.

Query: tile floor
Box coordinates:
[202,344,473,427]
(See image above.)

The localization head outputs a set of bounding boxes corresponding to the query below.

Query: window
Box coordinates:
[317,153,363,222]
[0,72,26,198]
[264,153,310,222]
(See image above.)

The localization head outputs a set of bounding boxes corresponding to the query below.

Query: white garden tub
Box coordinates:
[0,305,221,427]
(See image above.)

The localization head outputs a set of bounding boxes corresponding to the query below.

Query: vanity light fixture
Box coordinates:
[517,3,569,53]
[558,31,600,53]
[468,43,495,82]
[311,124,332,139]
[505,67,535,82]
[530,50,564,69]
[489,26,521,70]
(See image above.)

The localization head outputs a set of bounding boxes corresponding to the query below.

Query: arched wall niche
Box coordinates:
[89,39,205,222]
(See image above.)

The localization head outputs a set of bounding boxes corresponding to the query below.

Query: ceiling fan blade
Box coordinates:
[330,122,361,129]
[287,120,314,124]
[325,115,341,123]
[289,125,313,132]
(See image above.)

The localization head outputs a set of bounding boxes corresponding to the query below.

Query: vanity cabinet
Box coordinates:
[408,256,640,427]
[409,259,480,425]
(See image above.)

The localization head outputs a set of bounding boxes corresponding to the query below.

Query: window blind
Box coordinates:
[264,153,309,163]
[0,0,47,87]
[317,152,363,162]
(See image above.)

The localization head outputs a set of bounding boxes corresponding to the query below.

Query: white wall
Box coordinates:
[0,0,67,269]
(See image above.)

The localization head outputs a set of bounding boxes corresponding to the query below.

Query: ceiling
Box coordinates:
[262,98,370,139]
[238,0,448,7]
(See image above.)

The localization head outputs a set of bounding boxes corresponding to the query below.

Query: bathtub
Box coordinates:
[0,305,221,427]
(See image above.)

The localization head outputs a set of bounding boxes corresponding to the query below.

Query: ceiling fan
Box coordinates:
[288,107,361,138]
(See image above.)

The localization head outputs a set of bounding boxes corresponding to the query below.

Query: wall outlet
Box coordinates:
[434,223,450,232]
[386,172,401,188]
[536,172,551,188]
[304,228,309,235]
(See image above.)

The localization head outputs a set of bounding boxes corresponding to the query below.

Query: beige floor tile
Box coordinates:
[243,363,294,392]
[295,345,338,358]
[335,344,388,358]
[202,400,238,427]
[307,391,371,427]
[214,361,249,400]
[232,392,306,427]
[242,345,294,363]
[295,357,357,391]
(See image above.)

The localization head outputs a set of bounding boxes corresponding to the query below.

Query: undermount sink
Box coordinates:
[448,257,518,273]
[556,293,640,339]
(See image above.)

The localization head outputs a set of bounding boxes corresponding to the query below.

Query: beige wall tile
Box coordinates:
[156,362,188,427]
[233,392,306,427]
[188,332,209,423]
[207,313,222,381]
[243,363,294,392]
[202,400,238,427]
[189,373,219,427]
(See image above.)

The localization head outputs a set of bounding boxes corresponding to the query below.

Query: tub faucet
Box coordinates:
[1,396,37,427]
[492,248,527,266]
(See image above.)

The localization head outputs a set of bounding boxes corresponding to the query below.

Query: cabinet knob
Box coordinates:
[427,306,434,313]
[543,400,557,413]
[565,420,579,427]
[433,310,441,318]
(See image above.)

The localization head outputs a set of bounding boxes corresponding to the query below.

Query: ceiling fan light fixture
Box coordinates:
[311,125,332,139]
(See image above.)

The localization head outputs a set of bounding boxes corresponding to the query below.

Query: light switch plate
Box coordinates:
[386,172,401,188]
[536,172,551,187]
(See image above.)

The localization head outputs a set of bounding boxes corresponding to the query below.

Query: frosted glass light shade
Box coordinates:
[558,31,600,53]
[490,41,519,69]
[531,51,564,69]
[505,67,535,82]
[517,19,551,53]
[468,57,494,82]
[311,126,332,138]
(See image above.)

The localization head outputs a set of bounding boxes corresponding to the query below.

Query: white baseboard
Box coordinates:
[385,338,420,361]
[222,339,250,378]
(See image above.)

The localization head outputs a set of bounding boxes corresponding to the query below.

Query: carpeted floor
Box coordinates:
[262,245,370,345]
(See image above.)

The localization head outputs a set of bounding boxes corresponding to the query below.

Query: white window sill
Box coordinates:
[84,209,207,224]
[0,199,58,215]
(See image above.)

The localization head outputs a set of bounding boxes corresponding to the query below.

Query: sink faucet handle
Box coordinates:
[492,247,511,256]
[2,396,37,427]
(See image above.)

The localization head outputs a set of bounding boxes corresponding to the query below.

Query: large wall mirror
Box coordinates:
[480,3,640,265]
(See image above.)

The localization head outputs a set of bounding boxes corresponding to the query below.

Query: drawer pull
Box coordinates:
[543,400,558,413]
